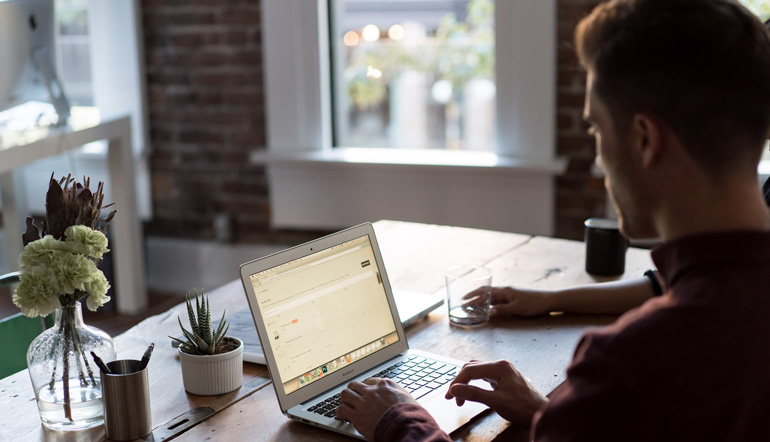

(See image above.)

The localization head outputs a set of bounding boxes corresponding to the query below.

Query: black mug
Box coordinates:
[584,218,628,276]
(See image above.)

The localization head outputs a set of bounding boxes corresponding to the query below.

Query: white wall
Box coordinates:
[145,238,287,294]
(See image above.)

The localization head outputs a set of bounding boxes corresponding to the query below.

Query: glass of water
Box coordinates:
[445,265,492,326]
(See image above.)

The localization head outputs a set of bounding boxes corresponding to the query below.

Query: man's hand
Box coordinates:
[464,286,553,318]
[445,360,547,428]
[336,378,420,440]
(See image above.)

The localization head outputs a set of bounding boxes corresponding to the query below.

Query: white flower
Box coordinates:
[84,273,111,311]
[64,225,109,259]
[12,266,62,317]
[19,235,72,268]
[51,252,98,295]
[15,230,112,316]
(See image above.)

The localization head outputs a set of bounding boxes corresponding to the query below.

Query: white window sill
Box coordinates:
[759,160,770,182]
[251,148,567,176]
[252,148,567,235]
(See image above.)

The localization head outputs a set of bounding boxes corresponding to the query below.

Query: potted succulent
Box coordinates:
[169,290,243,395]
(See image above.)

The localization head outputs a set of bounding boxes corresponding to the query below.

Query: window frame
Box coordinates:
[257,0,565,235]
[262,0,557,159]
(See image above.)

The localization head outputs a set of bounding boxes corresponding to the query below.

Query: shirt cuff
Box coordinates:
[374,403,451,442]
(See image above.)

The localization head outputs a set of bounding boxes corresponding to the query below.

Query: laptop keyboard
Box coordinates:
[307,355,460,420]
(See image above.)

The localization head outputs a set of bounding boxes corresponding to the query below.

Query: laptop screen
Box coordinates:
[248,234,400,396]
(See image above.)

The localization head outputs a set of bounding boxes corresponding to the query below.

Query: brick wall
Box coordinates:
[555,0,607,240]
[143,0,277,243]
[141,0,607,243]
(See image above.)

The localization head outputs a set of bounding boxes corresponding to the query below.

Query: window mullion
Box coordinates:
[495,0,556,161]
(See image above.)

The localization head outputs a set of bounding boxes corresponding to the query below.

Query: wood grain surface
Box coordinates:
[172,221,653,441]
[0,280,270,442]
[1,221,654,441]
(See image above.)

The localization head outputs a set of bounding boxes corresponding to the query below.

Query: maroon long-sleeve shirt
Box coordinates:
[375,230,770,442]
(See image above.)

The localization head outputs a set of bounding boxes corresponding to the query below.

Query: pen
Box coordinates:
[138,343,154,371]
[91,351,111,374]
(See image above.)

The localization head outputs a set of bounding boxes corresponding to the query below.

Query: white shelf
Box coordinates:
[0,113,147,315]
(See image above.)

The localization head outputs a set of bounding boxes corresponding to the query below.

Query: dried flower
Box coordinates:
[13,173,117,424]
[22,173,116,248]
[13,174,116,317]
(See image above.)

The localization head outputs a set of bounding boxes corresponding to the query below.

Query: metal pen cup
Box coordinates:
[101,359,152,441]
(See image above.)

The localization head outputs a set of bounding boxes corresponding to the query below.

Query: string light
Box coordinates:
[362,24,380,42]
[343,30,359,46]
[388,24,405,40]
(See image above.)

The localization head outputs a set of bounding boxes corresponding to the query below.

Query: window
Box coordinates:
[14,1,151,219]
[330,0,495,151]
[55,0,93,106]
[739,0,770,19]
[261,0,557,161]
[737,0,770,165]
[259,0,563,235]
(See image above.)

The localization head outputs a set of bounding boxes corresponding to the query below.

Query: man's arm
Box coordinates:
[482,276,657,318]
[372,403,452,442]
[336,378,451,441]
[446,360,547,428]
[337,360,547,440]
[531,332,635,442]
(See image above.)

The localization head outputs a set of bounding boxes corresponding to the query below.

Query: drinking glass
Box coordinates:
[445,265,492,326]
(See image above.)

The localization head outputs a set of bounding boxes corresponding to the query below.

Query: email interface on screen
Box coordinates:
[249,235,399,395]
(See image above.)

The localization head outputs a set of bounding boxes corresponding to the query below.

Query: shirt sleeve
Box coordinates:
[374,403,452,442]
[531,333,641,442]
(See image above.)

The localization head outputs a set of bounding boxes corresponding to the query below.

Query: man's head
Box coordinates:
[576,0,770,238]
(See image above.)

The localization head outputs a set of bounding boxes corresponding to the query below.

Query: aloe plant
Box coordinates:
[169,290,229,355]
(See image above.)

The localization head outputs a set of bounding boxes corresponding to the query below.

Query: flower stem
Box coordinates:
[62,322,74,422]
[48,333,59,391]
[70,323,96,385]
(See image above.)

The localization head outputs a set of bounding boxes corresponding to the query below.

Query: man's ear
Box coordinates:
[630,114,662,169]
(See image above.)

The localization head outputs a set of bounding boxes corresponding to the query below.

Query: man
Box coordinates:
[335,1,770,440]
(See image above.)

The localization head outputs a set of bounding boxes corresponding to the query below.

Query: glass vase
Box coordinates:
[26,302,117,431]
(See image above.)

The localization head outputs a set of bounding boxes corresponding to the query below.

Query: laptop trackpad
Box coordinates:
[422,382,489,434]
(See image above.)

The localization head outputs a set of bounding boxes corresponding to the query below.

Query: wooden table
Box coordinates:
[0,221,654,441]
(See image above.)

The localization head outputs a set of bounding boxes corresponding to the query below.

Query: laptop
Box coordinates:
[239,223,488,439]
[393,289,443,328]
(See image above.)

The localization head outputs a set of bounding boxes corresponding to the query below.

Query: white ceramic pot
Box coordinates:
[178,337,244,395]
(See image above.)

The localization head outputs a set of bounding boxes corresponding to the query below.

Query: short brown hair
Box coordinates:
[576,0,770,175]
